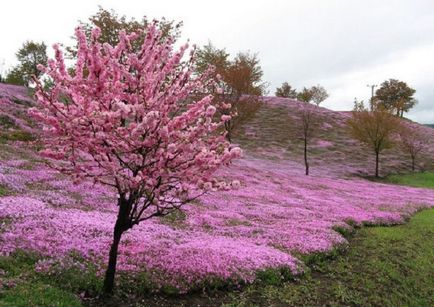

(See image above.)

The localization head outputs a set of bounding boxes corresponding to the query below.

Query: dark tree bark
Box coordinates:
[375,151,379,178]
[103,197,131,294]
[411,155,415,172]
[304,137,309,176]
[225,120,232,143]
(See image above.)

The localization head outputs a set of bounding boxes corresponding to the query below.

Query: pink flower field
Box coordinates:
[1,84,434,292]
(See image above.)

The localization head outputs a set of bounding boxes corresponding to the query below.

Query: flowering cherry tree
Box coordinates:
[30,24,241,294]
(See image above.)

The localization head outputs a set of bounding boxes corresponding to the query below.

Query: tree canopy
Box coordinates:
[275,82,297,98]
[31,24,240,294]
[5,41,47,86]
[67,6,183,57]
[374,79,416,117]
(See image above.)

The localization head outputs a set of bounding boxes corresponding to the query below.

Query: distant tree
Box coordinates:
[374,79,416,117]
[399,125,426,172]
[275,82,297,98]
[347,102,400,177]
[297,85,328,105]
[5,67,26,85]
[310,84,329,106]
[225,52,267,98]
[195,45,266,142]
[297,87,314,103]
[6,41,47,86]
[31,25,241,294]
[67,6,182,57]
[195,42,230,83]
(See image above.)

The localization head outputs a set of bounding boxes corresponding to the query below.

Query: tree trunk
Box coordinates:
[225,120,232,143]
[103,198,130,294]
[304,137,309,176]
[103,225,123,294]
[375,151,379,178]
[411,156,415,172]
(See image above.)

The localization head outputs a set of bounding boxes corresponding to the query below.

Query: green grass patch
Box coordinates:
[0,115,17,129]
[0,130,35,143]
[224,208,434,306]
[159,209,187,229]
[0,185,11,196]
[385,172,434,189]
[0,251,95,307]
[0,282,81,307]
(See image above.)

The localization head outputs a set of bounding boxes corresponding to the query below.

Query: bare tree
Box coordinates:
[399,125,426,172]
[298,102,320,175]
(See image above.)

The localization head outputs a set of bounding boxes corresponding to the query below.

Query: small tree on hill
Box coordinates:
[275,82,297,98]
[399,125,426,172]
[310,84,329,106]
[296,87,314,103]
[374,79,416,117]
[347,102,400,177]
[297,85,328,105]
[30,25,241,294]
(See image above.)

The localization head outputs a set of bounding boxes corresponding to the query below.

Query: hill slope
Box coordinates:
[234,96,434,177]
[0,85,434,292]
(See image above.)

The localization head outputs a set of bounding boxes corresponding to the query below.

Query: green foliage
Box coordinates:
[5,40,48,86]
[255,267,293,286]
[16,41,48,85]
[375,78,417,117]
[4,67,25,86]
[0,283,81,307]
[296,84,328,105]
[195,42,230,78]
[275,82,297,98]
[386,172,434,189]
[296,87,314,102]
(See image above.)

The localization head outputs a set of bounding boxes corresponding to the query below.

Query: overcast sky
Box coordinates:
[1,0,433,123]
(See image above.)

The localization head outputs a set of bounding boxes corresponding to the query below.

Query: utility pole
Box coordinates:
[367,84,377,111]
